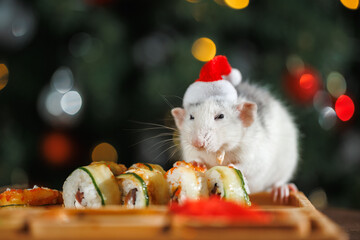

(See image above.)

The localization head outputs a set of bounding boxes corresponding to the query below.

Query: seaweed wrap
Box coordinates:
[205,166,251,206]
[63,163,120,208]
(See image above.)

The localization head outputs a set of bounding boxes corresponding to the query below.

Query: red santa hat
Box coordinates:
[183,55,242,107]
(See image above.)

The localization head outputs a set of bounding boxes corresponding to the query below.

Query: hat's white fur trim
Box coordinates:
[183,80,238,107]
[223,68,242,86]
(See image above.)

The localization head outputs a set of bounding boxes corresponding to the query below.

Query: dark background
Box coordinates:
[0,0,359,209]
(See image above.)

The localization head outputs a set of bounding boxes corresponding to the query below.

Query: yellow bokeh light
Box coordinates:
[0,64,9,91]
[92,142,118,163]
[340,0,359,9]
[224,0,249,9]
[186,0,200,3]
[327,72,347,98]
[191,37,216,62]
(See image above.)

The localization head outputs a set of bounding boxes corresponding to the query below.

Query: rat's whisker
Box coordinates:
[153,144,178,161]
[129,133,174,148]
[160,95,175,109]
[148,139,175,154]
[166,147,180,165]
[128,120,176,131]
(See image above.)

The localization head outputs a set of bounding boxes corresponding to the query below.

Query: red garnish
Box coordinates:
[169,196,271,224]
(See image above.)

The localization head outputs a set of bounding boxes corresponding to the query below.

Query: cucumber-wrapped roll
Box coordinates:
[90,161,127,176]
[205,166,251,206]
[165,161,208,204]
[129,163,166,175]
[63,163,120,208]
[117,167,169,208]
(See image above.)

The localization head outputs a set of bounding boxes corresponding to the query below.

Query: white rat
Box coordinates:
[171,56,298,203]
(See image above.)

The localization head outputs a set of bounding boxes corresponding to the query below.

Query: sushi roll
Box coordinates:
[117,166,169,208]
[90,161,127,176]
[205,166,251,206]
[63,163,120,208]
[0,186,63,207]
[129,163,166,175]
[165,161,208,204]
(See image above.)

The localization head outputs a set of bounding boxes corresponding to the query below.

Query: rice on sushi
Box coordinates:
[165,161,208,204]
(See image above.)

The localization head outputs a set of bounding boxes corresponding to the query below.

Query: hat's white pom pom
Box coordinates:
[224,68,242,86]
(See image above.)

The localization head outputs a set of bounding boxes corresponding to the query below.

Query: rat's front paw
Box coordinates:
[271,183,298,204]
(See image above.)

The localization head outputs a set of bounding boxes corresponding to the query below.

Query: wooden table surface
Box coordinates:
[322,208,360,240]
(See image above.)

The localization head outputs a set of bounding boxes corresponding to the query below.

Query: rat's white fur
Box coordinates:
[172,83,298,193]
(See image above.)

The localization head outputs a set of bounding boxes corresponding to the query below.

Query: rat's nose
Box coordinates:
[192,138,205,149]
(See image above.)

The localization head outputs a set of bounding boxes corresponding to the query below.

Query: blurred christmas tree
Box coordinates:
[0,0,359,208]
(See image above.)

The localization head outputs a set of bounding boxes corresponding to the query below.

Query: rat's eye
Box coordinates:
[214,114,224,120]
[190,114,194,120]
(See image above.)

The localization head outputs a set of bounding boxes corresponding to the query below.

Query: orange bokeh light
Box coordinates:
[335,95,355,121]
[42,133,72,166]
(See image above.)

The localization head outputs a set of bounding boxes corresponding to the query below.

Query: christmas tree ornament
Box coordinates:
[183,55,242,107]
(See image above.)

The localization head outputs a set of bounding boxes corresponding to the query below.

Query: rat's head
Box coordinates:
[171,97,257,153]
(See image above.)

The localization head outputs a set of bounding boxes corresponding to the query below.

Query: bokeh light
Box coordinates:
[299,73,315,90]
[284,67,320,104]
[313,91,332,112]
[335,95,355,121]
[286,55,304,75]
[0,63,9,91]
[51,67,74,94]
[45,91,63,116]
[92,142,118,163]
[309,188,328,209]
[42,133,72,166]
[60,90,82,115]
[191,37,216,62]
[0,0,36,50]
[326,72,346,98]
[133,33,172,68]
[12,18,28,37]
[319,107,337,130]
[340,0,359,9]
[224,0,249,9]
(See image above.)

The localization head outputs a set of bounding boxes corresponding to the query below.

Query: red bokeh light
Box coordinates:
[299,73,316,90]
[283,67,321,105]
[335,95,355,121]
[42,132,72,166]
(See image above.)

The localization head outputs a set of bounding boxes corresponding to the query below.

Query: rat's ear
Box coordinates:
[236,102,257,127]
[171,107,186,130]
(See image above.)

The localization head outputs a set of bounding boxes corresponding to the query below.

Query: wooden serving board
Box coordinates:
[0,192,348,240]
